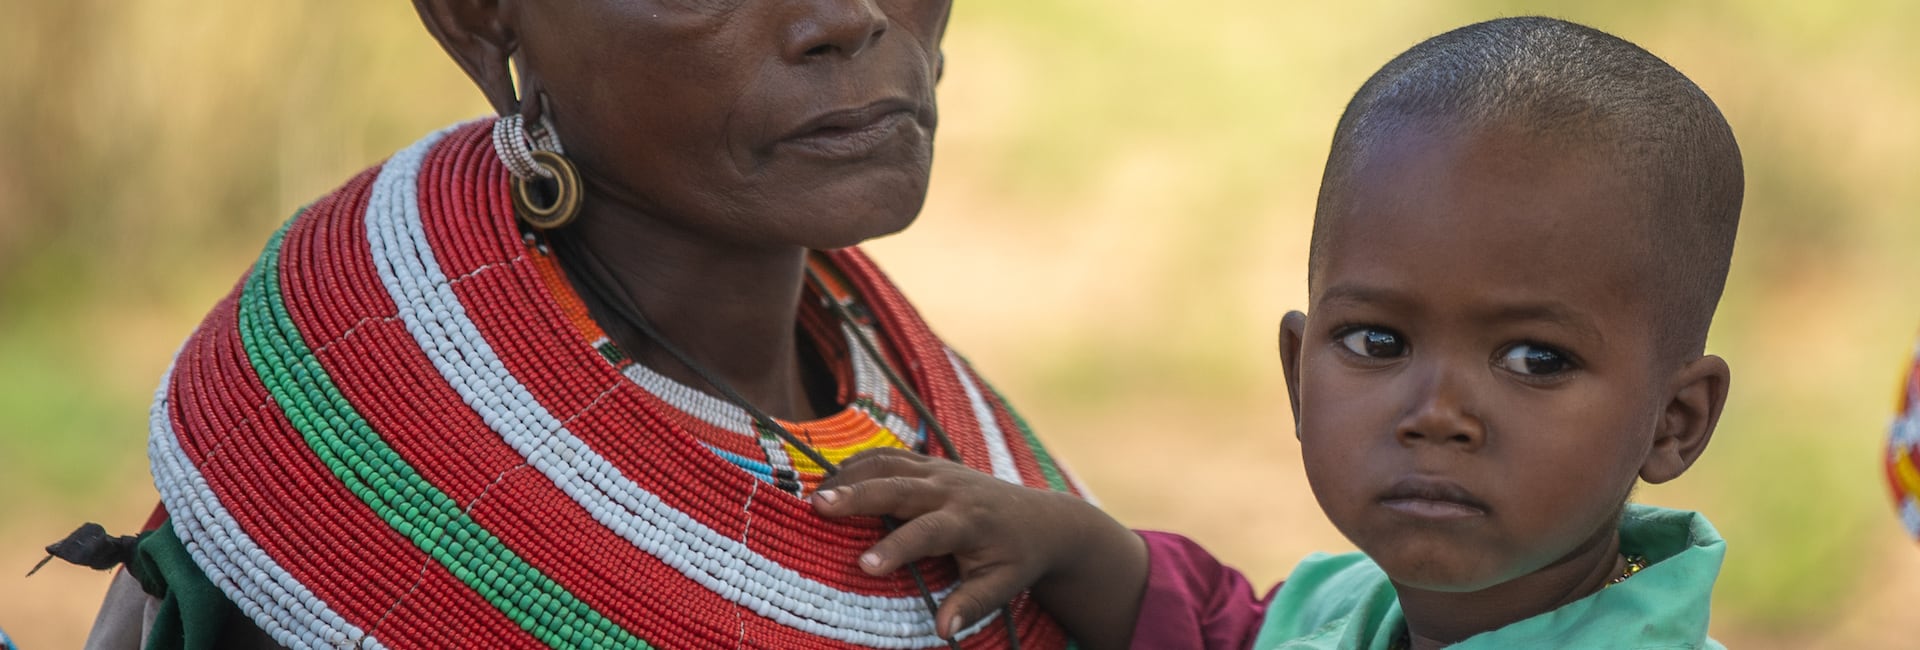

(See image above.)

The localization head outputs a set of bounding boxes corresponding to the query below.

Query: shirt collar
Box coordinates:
[1449,504,1726,649]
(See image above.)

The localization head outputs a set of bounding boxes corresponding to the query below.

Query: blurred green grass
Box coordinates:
[3,0,1917,647]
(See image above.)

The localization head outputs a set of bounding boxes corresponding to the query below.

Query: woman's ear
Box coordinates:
[1280,311,1308,437]
[1641,354,1731,484]
[413,0,520,115]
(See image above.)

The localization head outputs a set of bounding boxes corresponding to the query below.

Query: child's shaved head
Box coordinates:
[1311,16,1743,359]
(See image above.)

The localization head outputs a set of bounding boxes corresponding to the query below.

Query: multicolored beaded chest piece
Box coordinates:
[528,235,937,498]
[1887,335,1920,541]
[148,121,1084,649]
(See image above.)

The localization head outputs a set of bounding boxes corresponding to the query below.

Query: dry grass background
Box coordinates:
[3,0,1918,647]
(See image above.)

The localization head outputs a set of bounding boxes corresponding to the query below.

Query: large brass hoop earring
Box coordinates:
[511,150,583,230]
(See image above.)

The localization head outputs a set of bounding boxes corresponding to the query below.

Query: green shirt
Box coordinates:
[1253,505,1726,649]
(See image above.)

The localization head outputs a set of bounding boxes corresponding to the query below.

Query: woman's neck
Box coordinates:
[1396,529,1624,650]
[557,204,825,422]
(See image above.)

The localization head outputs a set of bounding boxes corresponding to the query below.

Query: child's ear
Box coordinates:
[1641,354,1731,484]
[1279,311,1308,437]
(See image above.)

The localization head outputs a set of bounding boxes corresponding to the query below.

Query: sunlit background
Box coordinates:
[4,1,1918,647]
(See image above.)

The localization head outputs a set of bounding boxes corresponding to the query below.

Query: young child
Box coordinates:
[813,16,1741,650]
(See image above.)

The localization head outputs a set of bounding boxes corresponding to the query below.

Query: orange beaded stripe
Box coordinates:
[148,120,1080,649]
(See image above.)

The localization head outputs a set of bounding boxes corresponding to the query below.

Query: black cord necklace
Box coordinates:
[552,232,1021,649]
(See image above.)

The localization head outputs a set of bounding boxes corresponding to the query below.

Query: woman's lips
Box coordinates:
[1378,477,1490,520]
[777,100,918,160]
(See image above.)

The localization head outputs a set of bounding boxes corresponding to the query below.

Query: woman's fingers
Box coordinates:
[813,447,979,520]
[805,447,1040,634]
[935,564,1035,639]
[853,510,970,575]
[817,447,929,492]
[811,475,949,521]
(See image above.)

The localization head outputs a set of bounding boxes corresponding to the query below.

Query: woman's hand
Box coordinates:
[811,448,1148,649]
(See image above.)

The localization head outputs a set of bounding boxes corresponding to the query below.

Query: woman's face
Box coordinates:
[516,0,950,249]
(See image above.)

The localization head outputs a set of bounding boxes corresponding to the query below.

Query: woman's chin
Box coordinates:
[791,208,923,250]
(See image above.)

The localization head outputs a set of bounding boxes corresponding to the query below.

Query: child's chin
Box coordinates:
[1376,556,1508,593]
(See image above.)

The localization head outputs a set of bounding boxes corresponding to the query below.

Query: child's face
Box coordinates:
[1284,124,1679,592]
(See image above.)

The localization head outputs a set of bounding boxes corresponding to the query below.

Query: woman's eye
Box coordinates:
[1337,328,1407,359]
[1498,344,1575,376]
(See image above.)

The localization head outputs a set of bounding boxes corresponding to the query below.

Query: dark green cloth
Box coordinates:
[127,519,243,650]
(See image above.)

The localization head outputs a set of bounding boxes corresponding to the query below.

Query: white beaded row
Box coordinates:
[846,324,925,450]
[619,357,804,490]
[1895,405,1919,449]
[621,361,762,438]
[150,363,380,650]
[1903,498,1920,539]
[847,322,890,412]
[366,125,993,646]
[619,319,922,474]
[944,349,1026,486]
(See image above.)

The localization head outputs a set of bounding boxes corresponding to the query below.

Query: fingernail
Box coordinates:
[816,489,840,505]
[945,614,966,636]
[860,552,882,568]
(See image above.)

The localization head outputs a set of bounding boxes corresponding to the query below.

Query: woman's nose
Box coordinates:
[784,0,889,62]
[1395,366,1487,451]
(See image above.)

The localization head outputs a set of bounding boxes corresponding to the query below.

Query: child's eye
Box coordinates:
[1496,343,1576,376]
[1337,328,1408,359]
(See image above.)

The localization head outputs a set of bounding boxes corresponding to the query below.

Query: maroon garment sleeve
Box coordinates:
[1128,531,1278,650]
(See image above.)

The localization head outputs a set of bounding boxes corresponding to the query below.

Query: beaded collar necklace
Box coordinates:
[138,123,1077,648]
[550,231,1016,650]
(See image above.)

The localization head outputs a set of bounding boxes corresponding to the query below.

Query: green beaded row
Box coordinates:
[237,222,651,650]
[980,376,1071,494]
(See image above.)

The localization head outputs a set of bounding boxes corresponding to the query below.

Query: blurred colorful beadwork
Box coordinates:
[1887,335,1920,540]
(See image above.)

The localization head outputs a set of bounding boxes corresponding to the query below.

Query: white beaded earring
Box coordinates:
[493,106,581,230]
[491,113,566,179]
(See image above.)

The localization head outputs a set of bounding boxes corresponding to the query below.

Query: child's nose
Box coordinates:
[1394,370,1486,451]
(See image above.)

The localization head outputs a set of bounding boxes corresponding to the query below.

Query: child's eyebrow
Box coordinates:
[1318,285,1414,311]
[1477,302,1605,344]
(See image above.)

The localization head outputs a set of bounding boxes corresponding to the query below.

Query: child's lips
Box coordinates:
[1378,477,1490,519]
[1380,497,1487,519]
